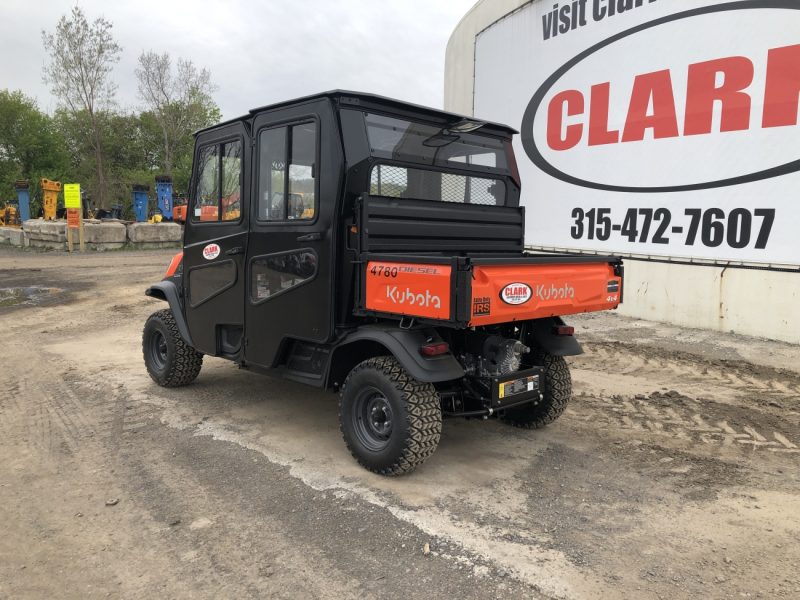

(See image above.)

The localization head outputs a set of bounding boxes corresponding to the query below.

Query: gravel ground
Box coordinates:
[0,247,798,599]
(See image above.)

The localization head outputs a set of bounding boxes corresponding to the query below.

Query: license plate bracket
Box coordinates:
[490,367,543,409]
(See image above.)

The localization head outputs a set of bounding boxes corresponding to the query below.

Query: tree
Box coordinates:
[135,51,221,175]
[42,6,121,207]
[54,108,156,215]
[0,89,69,201]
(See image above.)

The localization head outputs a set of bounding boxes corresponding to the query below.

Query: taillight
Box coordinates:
[420,342,450,357]
[552,325,574,336]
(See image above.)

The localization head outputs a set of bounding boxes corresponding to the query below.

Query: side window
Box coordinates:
[258,122,317,221]
[250,250,318,302]
[288,123,316,220]
[258,127,287,221]
[192,140,242,223]
[195,146,219,222]
[221,141,242,221]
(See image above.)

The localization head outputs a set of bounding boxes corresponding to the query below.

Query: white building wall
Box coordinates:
[620,261,800,341]
[444,0,800,344]
[445,0,531,115]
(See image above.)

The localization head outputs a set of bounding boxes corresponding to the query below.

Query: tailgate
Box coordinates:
[469,262,622,326]
[359,256,622,326]
[363,261,454,321]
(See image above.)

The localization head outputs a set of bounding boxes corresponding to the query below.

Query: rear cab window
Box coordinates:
[343,110,512,206]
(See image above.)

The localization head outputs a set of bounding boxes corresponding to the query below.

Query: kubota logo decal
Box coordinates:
[202,243,221,260]
[535,283,575,300]
[521,2,800,192]
[386,286,442,309]
[500,283,532,305]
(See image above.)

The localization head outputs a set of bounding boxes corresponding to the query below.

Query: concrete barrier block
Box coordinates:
[28,238,66,250]
[0,227,28,246]
[127,222,183,244]
[23,219,66,245]
[38,220,67,242]
[83,222,127,244]
[22,220,41,236]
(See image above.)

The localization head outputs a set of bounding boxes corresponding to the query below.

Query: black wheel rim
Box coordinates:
[149,329,168,371]
[352,386,394,452]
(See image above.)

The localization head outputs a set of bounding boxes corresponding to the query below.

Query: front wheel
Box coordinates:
[339,356,442,476]
[142,309,203,387]
[501,352,571,429]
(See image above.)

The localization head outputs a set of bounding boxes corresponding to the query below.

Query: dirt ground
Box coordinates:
[1,247,798,600]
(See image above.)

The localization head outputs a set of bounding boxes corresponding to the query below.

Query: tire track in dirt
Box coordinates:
[567,392,799,459]
[1,362,158,461]
[0,377,25,437]
[576,341,800,403]
[570,341,800,463]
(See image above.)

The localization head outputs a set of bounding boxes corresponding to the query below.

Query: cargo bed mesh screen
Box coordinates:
[370,165,505,206]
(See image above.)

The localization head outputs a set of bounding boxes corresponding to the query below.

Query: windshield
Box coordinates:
[361,112,509,172]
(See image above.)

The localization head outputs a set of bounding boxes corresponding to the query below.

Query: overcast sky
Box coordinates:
[4,0,476,120]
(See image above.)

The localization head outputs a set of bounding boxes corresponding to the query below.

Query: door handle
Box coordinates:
[226,246,244,256]
[296,232,322,242]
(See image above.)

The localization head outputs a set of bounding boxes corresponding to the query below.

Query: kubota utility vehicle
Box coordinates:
[142,91,623,475]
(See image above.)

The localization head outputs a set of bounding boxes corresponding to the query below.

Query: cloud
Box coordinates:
[4,0,475,119]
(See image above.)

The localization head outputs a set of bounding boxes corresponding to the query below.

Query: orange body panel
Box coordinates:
[365,262,452,320]
[164,251,184,278]
[469,263,621,326]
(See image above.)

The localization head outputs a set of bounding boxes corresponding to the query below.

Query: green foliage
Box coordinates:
[136,51,221,183]
[1,7,223,214]
[0,90,69,208]
[42,5,122,207]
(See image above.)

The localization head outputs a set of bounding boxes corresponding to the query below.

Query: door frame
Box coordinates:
[182,122,250,357]
[243,100,340,368]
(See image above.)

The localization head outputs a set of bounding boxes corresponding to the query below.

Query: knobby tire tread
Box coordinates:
[340,356,441,476]
[143,309,203,388]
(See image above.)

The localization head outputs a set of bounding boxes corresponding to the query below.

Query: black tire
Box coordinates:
[339,356,442,476]
[501,352,571,429]
[142,308,203,387]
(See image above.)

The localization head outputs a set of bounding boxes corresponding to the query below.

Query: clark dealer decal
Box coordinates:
[474,1,800,267]
[202,243,221,260]
[500,283,533,305]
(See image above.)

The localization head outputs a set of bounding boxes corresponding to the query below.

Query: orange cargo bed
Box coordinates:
[359,255,622,327]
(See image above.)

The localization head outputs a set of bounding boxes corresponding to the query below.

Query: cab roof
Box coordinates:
[196,90,518,137]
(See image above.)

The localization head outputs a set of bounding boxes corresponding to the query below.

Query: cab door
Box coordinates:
[183,122,249,357]
[244,101,338,368]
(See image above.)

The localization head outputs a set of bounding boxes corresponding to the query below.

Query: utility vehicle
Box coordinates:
[142,91,623,475]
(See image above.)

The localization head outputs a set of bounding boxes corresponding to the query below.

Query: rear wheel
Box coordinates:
[501,352,571,429]
[339,356,442,476]
[142,309,203,387]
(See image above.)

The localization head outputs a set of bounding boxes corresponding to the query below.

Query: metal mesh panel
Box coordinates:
[370,165,504,206]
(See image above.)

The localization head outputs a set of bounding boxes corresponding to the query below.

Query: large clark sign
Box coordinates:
[474,0,800,267]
